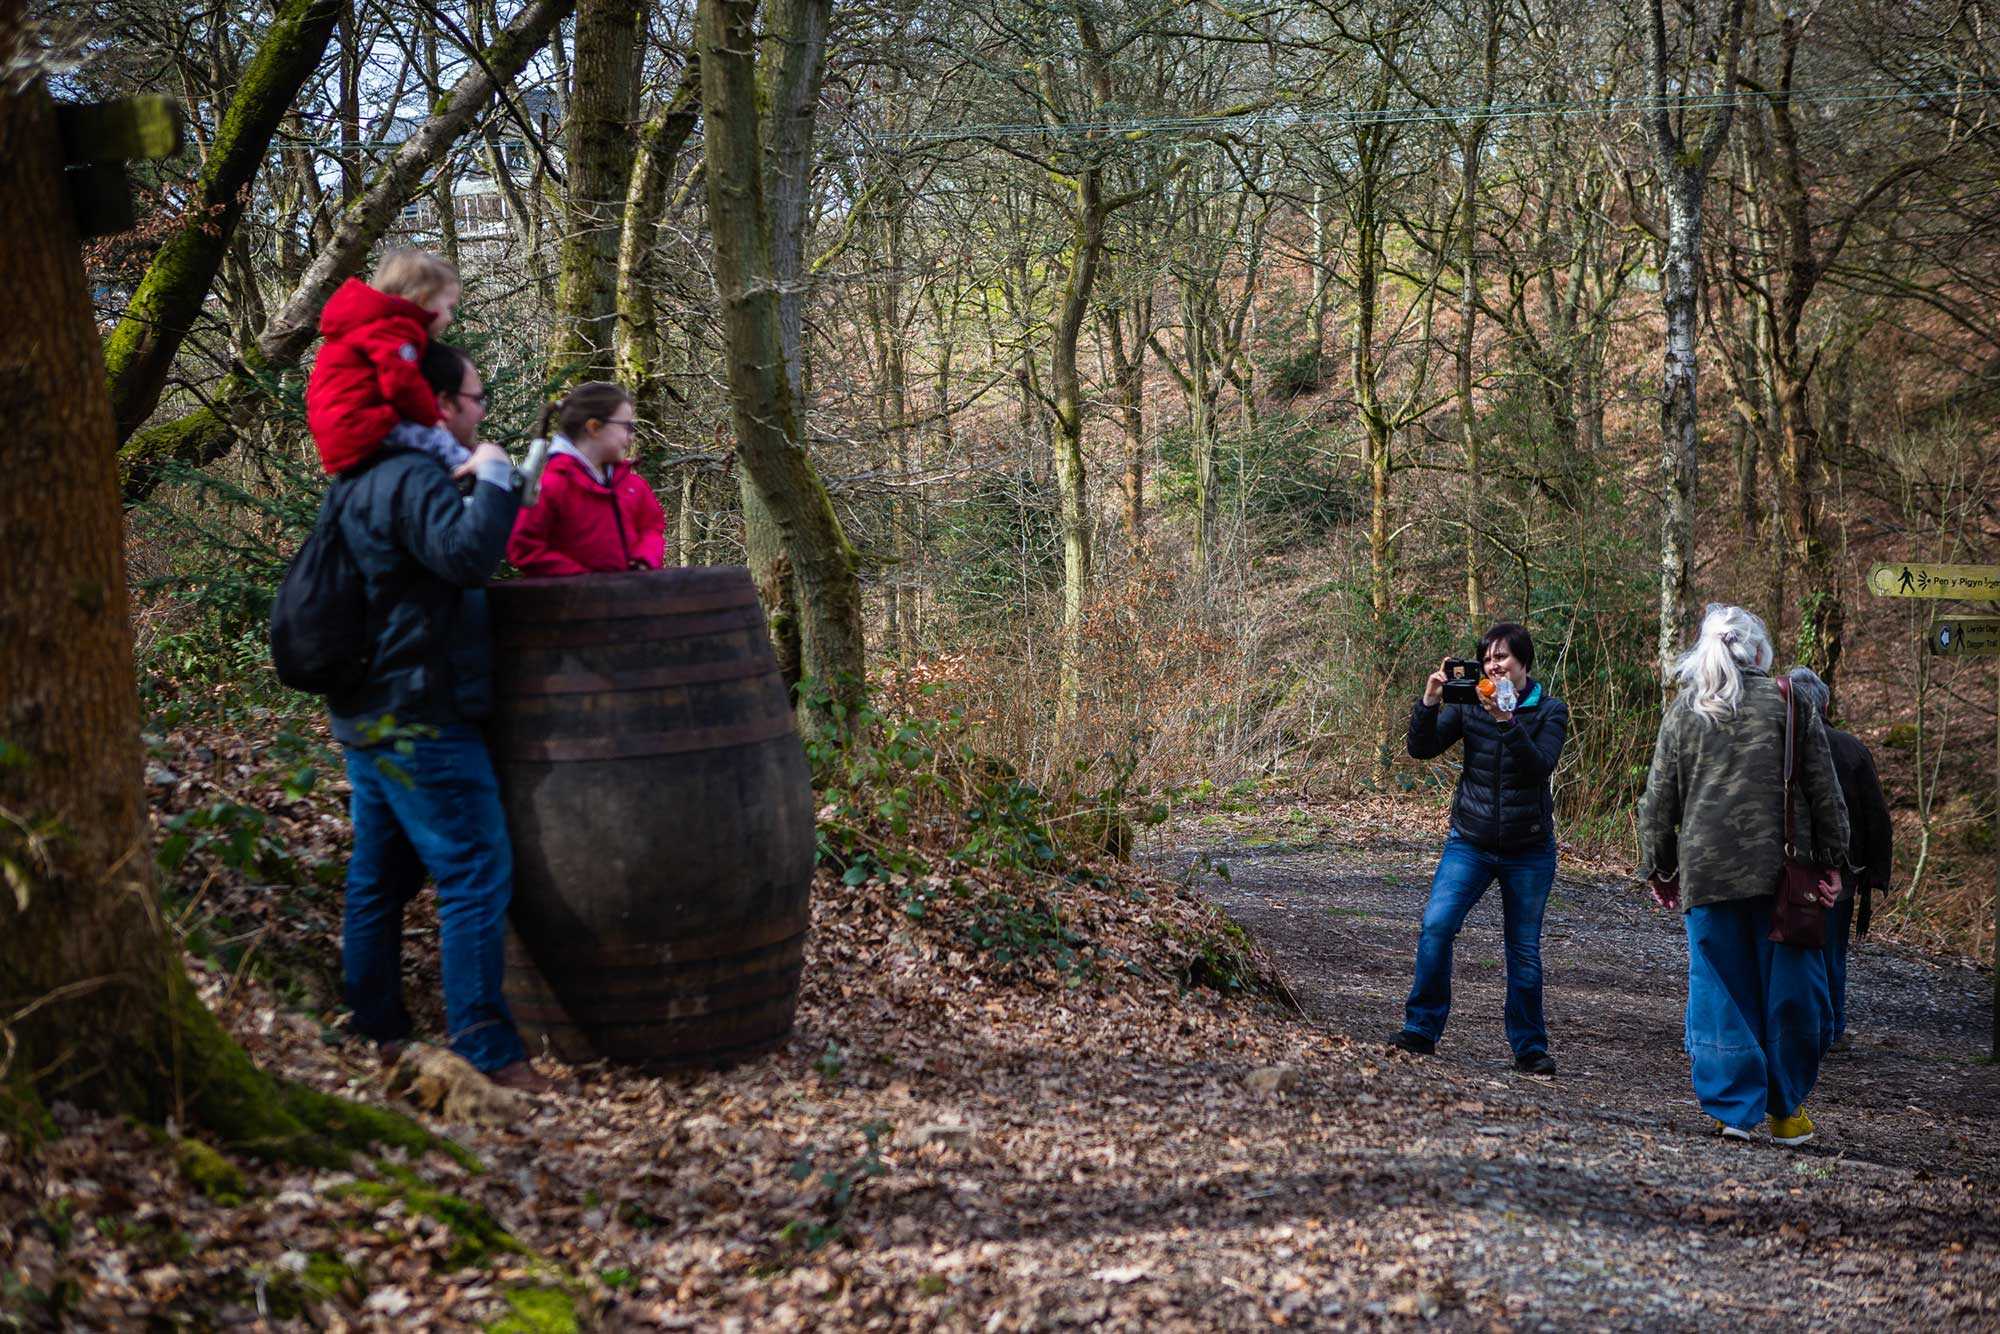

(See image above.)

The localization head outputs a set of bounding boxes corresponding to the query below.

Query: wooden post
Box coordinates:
[51,95,181,239]
[54,96,181,162]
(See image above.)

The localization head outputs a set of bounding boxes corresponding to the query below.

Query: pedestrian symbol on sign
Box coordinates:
[1899,566,1916,594]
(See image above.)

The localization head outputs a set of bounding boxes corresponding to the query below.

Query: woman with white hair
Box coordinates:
[1638,605,1849,1145]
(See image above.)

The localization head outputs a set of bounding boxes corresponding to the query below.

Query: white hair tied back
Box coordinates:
[1674,603,1774,724]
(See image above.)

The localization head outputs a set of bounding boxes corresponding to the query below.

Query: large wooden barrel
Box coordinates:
[484,567,815,1069]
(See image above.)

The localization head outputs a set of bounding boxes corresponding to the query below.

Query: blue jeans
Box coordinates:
[1824,893,1855,1041]
[1402,831,1557,1056]
[1684,898,1832,1130]
[342,724,526,1072]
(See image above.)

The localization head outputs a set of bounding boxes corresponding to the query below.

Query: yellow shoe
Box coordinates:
[1769,1107,1815,1146]
[1713,1119,1753,1142]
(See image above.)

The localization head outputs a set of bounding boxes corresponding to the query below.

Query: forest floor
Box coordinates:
[3,726,1997,1331]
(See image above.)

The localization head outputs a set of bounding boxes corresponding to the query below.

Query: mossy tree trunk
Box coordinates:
[615,55,702,425]
[1455,1,1500,626]
[1735,11,1925,704]
[117,0,575,504]
[699,0,864,732]
[1322,31,1445,760]
[1354,201,1395,757]
[735,0,843,718]
[1014,4,1237,727]
[424,21,463,271]
[698,0,864,743]
[1345,53,1400,760]
[100,0,343,442]
[1100,298,1148,555]
[548,0,643,385]
[1048,162,1104,728]
[1037,11,1132,727]
[0,54,439,1164]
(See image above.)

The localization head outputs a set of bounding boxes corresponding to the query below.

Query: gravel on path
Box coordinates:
[1160,810,1999,1332]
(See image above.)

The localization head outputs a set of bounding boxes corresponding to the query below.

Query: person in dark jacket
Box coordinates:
[328,340,549,1095]
[1787,667,1893,1050]
[1390,623,1571,1073]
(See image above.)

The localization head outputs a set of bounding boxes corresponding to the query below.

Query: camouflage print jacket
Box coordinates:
[1636,670,1850,910]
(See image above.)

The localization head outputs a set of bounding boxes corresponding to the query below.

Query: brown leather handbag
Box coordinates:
[1770,677,1830,950]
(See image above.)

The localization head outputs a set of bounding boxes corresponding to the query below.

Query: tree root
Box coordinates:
[165,973,477,1170]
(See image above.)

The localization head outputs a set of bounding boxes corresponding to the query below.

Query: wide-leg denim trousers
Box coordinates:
[1401,830,1557,1057]
[1684,897,1832,1130]
[341,724,527,1072]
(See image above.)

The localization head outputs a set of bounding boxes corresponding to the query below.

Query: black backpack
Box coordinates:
[269,472,374,696]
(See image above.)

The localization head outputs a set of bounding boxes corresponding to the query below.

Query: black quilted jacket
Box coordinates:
[324,448,521,748]
[1407,684,1570,853]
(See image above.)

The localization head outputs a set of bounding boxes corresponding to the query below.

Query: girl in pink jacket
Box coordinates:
[508,382,667,576]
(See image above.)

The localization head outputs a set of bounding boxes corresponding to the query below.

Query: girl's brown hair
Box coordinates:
[536,381,634,440]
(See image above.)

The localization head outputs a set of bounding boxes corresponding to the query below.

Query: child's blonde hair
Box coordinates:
[373,248,460,306]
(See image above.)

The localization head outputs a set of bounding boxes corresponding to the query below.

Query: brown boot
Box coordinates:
[485,1060,556,1096]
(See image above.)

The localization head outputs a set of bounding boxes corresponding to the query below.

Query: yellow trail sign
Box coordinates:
[1929,618,2000,656]
[1867,562,2000,600]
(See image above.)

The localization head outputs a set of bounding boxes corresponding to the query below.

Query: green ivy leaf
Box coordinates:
[157,833,193,873]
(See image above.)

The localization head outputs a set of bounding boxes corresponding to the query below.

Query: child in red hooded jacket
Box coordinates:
[508,382,667,576]
[307,249,466,475]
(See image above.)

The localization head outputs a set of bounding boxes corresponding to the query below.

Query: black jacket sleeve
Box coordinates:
[394,467,521,588]
[1498,698,1568,779]
[1408,699,1463,760]
[1853,743,1893,890]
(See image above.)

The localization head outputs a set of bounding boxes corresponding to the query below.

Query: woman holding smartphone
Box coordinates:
[1390,623,1570,1074]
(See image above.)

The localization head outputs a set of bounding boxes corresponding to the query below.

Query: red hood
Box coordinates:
[319,277,430,339]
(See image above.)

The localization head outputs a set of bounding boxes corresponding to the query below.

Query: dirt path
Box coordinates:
[1162,810,2000,1330]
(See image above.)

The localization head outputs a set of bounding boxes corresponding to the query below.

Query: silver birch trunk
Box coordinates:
[1648,0,1745,687]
